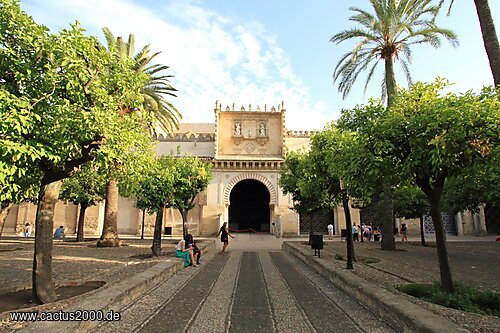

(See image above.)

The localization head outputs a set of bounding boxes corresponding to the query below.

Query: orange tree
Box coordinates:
[0,1,149,303]
[373,79,499,292]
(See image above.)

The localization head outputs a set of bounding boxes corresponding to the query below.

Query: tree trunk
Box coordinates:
[97,179,122,247]
[474,0,500,86]
[181,210,188,238]
[141,209,145,240]
[0,204,12,241]
[33,179,62,304]
[308,211,314,245]
[425,189,455,293]
[342,192,355,266]
[378,191,396,251]
[76,202,88,242]
[419,215,426,246]
[385,56,397,107]
[151,208,163,256]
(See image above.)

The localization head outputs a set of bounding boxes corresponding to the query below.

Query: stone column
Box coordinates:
[478,204,487,236]
[473,212,482,236]
[276,214,282,238]
[333,207,340,236]
[455,212,464,236]
[97,201,105,236]
[395,217,401,233]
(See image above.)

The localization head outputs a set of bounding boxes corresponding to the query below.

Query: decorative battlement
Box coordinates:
[212,160,284,171]
[285,130,316,138]
[214,100,285,113]
[153,133,215,142]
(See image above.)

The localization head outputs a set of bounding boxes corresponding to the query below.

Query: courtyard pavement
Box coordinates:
[0,233,498,332]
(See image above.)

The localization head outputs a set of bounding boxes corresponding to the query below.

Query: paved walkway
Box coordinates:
[92,250,396,333]
[1,234,498,332]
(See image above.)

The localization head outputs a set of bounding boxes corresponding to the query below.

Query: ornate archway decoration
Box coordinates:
[224,173,277,205]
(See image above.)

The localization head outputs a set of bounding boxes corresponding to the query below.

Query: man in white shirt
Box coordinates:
[327,223,334,240]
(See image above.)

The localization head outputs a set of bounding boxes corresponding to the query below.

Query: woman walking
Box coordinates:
[217,222,234,253]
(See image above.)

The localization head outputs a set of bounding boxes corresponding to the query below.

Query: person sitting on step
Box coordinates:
[175,234,197,267]
[186,234,201,265]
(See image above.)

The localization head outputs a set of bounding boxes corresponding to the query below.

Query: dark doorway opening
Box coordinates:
[229,179,270,232]
[485,203,500,234]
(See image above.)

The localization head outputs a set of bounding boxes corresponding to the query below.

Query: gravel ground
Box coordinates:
[299,240,500,333]
[0,237,203,333]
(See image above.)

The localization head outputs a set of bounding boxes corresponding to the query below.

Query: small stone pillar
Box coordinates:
[333,208,340,236]
[478,204,487,236]
[455,212,464,236]
[395,217,401,233]
[276,214,282,238]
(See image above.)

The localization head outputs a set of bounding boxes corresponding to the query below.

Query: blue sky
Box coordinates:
[21,0,499,130]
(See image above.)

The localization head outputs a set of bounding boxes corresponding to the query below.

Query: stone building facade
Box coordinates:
[3,102,495,238]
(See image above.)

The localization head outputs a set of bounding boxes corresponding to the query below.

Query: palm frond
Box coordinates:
[330,0,457,103]
[101,28,181,133]
[102,27,116,50]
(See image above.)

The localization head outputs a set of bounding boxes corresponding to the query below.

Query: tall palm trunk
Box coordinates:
[151,207,163,256]
[474,0,500,86]
[97,179,122,247]
[385,56,397,107]
[0,203,12,241]
[33,179,62,304]
[76,202,88,242]
[378,191,396,251]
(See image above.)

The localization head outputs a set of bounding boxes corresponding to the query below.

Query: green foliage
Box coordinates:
[59,162,107,206]
[442,156,500,214]
[0,0,150,189]
[102,27,181,133]
[394,185,429,219]
[168,156,213,214]
[331,0,457,102]
[398,282,500,317]
[382,80,499,190]
[279,150,331,213]
[134,156,212,215]
[311,123,382,202]
[134,156,176,214]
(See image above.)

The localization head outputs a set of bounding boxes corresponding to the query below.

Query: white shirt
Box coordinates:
[176,239,185,251]
[327,224,334,231]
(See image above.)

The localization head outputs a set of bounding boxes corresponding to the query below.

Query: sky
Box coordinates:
[21,0,500,130]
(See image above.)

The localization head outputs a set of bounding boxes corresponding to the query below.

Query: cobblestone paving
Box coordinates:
[94,250,396,333]
[322,241,500,292]
[0,238,181,293]
[302,240,500,333]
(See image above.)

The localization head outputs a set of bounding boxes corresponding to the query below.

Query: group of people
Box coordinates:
[175,222,235,268]
[352,224,382,242]
[21,223,66,240]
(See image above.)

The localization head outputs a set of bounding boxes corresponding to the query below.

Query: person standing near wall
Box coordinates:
[401,223,408,242]
[327,223,334,240]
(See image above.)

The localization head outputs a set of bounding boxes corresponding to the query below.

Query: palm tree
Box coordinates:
[331,0,458,107]
[102,27,181,132]
[97,28,181,247]
[331,0,457,252]
[439,0,500,86]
